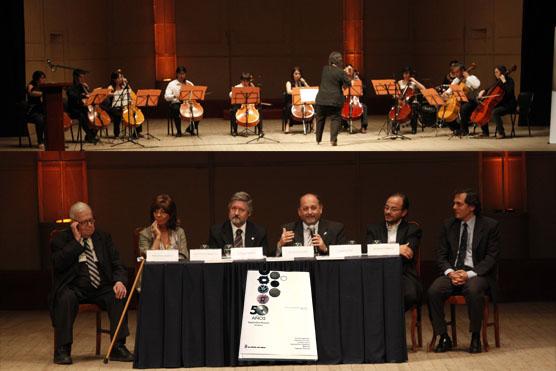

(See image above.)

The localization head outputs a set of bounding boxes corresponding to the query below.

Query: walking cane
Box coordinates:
[103,257,145,364]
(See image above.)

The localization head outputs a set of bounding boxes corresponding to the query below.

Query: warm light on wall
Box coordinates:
[480,152,527,212]
[153,0,177,82]
[343,0,364,71]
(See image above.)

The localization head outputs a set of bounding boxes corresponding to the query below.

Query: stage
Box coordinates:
[1,302,554,370]
[3,117,554,152]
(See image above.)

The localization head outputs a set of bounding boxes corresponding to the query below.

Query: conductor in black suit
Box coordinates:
[49,202,134,365]
[428,189,500,354]
[315,51,352,146]
[366,193,423,311]
[208,191,269,255]
[276,193,347,256]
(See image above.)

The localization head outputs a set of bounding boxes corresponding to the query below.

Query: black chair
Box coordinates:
[510,92,534,137]
[15,101,32,147]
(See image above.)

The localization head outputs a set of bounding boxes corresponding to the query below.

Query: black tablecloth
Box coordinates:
[134,257,407,368]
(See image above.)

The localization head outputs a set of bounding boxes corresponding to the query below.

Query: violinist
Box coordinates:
[284,66,311,134]
[475,65,516,139]
[164,66,198,137]
[67,69,98,143]
[443,63,481,136]
[342,64,369,133]
[397,66,426,134]
[26,70,47,149]
[229,72,263,137]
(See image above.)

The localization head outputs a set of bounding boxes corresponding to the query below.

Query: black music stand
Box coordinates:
[372,79,410,140]
[422,88,446,137]
[136,89,161,141]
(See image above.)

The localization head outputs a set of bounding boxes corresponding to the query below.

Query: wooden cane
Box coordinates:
[103,257,145,364]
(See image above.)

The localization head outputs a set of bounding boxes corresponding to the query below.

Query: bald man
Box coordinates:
[276,193,347,256]
[48,202,133,365]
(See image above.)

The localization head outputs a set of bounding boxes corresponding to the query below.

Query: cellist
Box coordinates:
[164,66,198,137]
[475,65,516,139]
[442,63,481,136]
[104,70,142,139]
[342,64,369,134]
[229,72,263,137]
[397,66,426,134]
[284,66,310,134]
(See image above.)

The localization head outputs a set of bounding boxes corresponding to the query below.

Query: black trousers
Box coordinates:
[170,103,199,135]
[315,105,342,143]
[53,284,129,348]
[482,105,512,135]
[403,275,422,312]
[71,110,97,140]
[341,103,368,130]
[108,108,123,137]
[427,275,489,334]
[459,100,478,133]
[27,112,45,144]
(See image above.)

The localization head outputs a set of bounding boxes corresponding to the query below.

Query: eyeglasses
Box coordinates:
[77,218,95,226]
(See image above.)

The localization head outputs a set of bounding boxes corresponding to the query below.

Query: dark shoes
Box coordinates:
[109,344,134,362]
[469,332,482,353]
[54,345,72,365]
[434,333,453,353]
[331,141,338,146]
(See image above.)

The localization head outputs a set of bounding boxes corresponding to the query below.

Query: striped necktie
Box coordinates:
[83,239,101,288]
[234,229,243,247]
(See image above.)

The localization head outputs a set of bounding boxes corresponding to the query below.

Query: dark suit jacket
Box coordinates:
[315,65,351,107]
[280,219,347,255]
[365,219,422,281]
[48,228,128,323]
[208,220,269,256]
[437,215,501,300]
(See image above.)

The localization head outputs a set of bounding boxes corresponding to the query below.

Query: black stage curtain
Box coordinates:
[521,0,555,126]
[134,257,407,368]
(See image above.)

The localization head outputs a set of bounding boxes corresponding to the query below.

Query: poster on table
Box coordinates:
[238,270,318,361]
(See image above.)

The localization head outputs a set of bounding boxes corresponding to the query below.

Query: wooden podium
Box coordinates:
[42,82,71,151]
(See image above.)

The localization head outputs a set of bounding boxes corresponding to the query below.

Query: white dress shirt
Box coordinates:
[164,79,194,104]
[446,75,481,99]
[445,216,477,279]
[386,220,402,243]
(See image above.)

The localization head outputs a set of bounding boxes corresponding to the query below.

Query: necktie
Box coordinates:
[83,239,101,288]
[455,222,468,269]
[234,229,243,247]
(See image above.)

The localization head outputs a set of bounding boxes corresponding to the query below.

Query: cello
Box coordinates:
[470,65,517,127]
[341,68,364,120]
[388,84,415,123]
[437,63,477,122]
[235,77,260,128]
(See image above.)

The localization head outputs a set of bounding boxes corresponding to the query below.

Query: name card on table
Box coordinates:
[146,249,179,262]
[190,249,222,262]
[282,245,314,259]
[329,244,362,258]
[231,247,264,261]
[366,243,400,257]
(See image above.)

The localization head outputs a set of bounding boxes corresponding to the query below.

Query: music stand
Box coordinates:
[84,88,110,150]
[179,86,207,137]
[136,89,161,141]
[422,88,446,137]
[292,87,318,135]
[343,80,363,134]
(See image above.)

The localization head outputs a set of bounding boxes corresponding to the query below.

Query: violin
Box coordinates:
[437,63,477,122]
[470,65,516,127]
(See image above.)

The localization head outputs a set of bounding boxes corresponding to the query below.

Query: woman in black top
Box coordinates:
[314,51,351,146]
[477,65,517,138]
[26,70,47,148]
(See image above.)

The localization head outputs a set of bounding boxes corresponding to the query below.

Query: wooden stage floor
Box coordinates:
[1,301,555,370]
[2,117,554,152]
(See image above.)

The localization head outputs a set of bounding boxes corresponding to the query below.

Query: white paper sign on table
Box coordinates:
[366,243,400,256]
[189,249,222,262]
[282,245,314,259]
[146,249,179,262]
[231,247,264,260]
[329,244,362,258]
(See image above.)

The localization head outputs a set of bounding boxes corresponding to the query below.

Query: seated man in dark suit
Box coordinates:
[428,189,500,354]
[276,193,347,256]
[208,191,269,255]
[366,192,423,311]
[49,202,134,365]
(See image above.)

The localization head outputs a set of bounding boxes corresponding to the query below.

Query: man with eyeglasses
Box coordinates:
[365,192,423,311]
[48,202,134,365]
